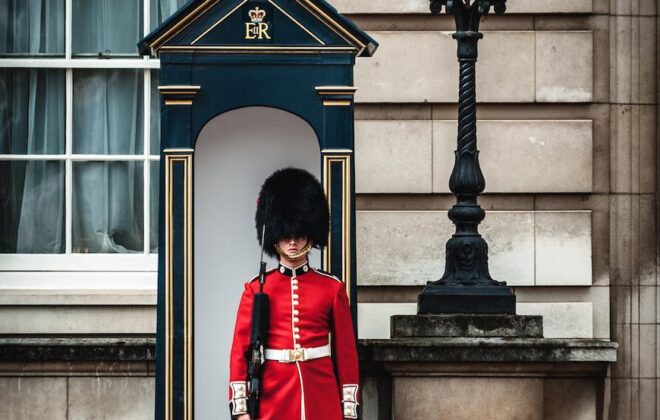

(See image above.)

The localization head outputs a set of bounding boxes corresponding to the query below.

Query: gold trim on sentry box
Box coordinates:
[322,150,352,300]
[322,100,351,106]
[269,0,325,45]
[164,149,194,420]
[191,0,248,45]
[315,86,357,96]
[151,0,220,50]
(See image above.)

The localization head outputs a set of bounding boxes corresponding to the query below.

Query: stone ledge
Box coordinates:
[359,338,617,363]
[0,338,156,362]
[391,314,543,338]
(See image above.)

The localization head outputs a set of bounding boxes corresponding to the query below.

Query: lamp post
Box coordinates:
[418,0,515,314]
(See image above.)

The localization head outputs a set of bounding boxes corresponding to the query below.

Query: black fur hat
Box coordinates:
[255,167,329,258]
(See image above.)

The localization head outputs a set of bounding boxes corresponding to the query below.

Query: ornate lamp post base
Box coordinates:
[418,285,515,314]
[418,0,515,314]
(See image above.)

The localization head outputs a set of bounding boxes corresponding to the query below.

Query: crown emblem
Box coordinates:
[249,7,266,23]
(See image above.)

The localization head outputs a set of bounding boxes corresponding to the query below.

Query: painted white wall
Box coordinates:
[194,107,321,420]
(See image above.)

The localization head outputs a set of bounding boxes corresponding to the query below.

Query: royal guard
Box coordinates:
[228,167,361,420]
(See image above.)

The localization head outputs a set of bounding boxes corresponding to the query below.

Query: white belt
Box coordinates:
[264,344,331,363]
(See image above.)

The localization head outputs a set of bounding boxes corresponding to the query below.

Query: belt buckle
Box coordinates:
[288,348,305,362]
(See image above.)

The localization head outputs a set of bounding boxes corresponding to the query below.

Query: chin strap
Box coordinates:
[275,241,313,260]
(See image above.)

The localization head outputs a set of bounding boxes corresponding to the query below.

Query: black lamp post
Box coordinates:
[418,0,515,314]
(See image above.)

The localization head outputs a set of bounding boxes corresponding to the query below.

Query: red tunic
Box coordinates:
[228,262,360,420]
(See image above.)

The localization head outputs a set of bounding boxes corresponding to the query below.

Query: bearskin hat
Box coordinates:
[255,167,329,258]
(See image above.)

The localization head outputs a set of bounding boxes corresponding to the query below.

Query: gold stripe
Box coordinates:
[163,148,195,153]
[321,152,352,300]
[191,0,248,45]
[185,153,193,420]
[269,0,325,45]
[322,155,331,272]
[161,91,199,95]
[317,91,355,96]
[151,0,220,50]
[321,148,353,154]
[315,86,357,96]
[165,154,176,420]
[159,85,201,90]
[323,100,351,106]
[160,45,354,51]
[344,155,351,300]
[165,151,194,420]
[165,99,194,106]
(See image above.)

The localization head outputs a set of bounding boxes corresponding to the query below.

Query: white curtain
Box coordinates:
[72,70,144,253]
[151,0,189,30]
[72,0,142,55]
[0,0,64,55]
[0,69,66,253]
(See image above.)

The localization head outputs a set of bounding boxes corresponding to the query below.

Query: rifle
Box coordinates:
[247,225,270,419]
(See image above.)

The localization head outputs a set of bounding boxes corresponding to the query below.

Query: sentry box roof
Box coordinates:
[139,0,378,57]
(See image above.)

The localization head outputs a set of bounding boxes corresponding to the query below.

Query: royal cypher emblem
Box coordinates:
[245,7,271,40]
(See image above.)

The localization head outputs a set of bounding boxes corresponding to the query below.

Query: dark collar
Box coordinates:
[277,261,310,277]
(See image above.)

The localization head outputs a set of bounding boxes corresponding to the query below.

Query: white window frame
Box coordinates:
[0,0,165,277]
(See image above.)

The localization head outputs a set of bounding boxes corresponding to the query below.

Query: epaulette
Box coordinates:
[312,268,341,282]
[248,268,277,283]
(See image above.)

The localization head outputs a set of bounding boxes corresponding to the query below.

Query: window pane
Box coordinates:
[150,0,188,30]
[73,70,144,155]
[0,69,65,154]
[72,0,142,56]
[73,161,144,253]
[0,0,65,56]
[0,160,65,253]
[150,71,160,155]
[150,161,159,252]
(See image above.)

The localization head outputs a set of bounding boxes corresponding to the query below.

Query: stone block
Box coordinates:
[355,120,432,193]
[639,379,657,420]
[354,32,455,103]
[361,377,379,420]
[355,31,535,103]
[394,377,543,420]
[358,303,416,339]
[0,306,156,334]
[482,212,535,287]
[391,314,543,338]
[536,32,593,102]
[357,211,447,286]
[0,378,67,420]
[359,302,595,340]
[610,379,632,419]
[638,17,657,104]
[639,324,657,378]
[535,211,592,286]
[591,286,611,339]
[544,379,597,420]
[356,211,534,286]
[68,377,154,420]
[640,286,657,324]
[432,120,593,193]
[331,0,591,14]
[517,302,593,338]
[515,286,609,339]
[477,32,535,102]
[611,17,632,104]
[506,0,592,13]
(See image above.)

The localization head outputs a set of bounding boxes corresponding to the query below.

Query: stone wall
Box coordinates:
[345,0,658,418]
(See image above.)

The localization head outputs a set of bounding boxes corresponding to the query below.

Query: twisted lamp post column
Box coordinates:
[418,0,515,314]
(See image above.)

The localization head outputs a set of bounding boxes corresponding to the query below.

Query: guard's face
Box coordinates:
[277,236,308,258]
